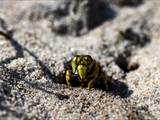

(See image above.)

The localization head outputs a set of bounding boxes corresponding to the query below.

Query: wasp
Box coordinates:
[65,55,111,90]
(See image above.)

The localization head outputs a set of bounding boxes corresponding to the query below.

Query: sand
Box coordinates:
[0,0,160,120]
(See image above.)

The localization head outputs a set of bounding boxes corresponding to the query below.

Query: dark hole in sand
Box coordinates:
[119,28,150,47]
[86,1,117,30]
[115,53,140,73]
[115,27,150,73]
[112,0,144,7]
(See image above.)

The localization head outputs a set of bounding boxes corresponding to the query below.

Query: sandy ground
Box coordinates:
[0,0,160,120]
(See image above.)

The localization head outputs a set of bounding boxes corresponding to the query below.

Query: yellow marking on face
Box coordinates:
[77,65,87,80]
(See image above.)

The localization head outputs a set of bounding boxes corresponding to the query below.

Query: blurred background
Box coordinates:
[0,0,160,120]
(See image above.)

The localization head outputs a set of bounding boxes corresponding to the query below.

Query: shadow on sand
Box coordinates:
[0,23,132,100]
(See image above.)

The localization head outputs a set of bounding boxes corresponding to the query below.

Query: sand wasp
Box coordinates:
[65,55,111,90]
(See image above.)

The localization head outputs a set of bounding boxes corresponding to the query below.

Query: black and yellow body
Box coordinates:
[65,55,111,90]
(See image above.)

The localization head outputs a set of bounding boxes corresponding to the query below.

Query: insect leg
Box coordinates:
[88,79,94,90]
[66,69,73,87]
